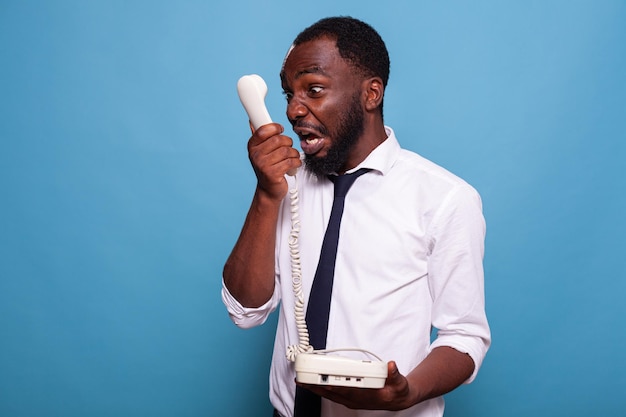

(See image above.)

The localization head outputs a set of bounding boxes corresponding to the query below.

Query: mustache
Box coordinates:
[292,121,329,137]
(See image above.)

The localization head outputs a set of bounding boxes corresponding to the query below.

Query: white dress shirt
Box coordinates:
[222,127,491,417]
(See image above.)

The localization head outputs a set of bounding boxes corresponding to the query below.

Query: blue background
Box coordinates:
[1,1,625,416]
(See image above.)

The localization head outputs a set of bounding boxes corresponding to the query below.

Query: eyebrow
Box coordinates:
[280,65,328,87]
[295,66,327,79]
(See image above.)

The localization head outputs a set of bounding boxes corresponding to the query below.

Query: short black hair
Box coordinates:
[292,16,390,88]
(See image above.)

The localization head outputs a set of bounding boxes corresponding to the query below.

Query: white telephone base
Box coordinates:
[295,352,388,389]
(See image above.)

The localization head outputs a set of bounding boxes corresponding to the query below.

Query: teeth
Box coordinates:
[306,138,320,145]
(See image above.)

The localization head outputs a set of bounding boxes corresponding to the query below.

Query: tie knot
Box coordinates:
[329,168,370,198]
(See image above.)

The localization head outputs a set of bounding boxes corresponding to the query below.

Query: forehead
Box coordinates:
[281,37,352,82]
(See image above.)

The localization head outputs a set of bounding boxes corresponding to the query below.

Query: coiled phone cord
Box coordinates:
[285,178,314,362]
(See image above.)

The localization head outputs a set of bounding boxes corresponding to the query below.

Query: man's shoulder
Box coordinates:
[396,147,474,190]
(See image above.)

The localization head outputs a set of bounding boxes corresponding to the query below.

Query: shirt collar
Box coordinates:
[344,126,400,176]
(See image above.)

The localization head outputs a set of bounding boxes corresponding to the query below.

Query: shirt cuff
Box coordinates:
[429,333,491,384]
[221,279,278,329]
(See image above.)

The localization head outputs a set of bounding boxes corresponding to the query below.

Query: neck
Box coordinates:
[339,119,387,174]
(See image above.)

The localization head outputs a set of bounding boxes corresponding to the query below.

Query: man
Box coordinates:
[222,16,490,417]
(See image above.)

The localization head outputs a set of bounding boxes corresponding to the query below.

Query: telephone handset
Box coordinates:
[236,74,273,131]
[237,74,297,177]
[237,74,387,389]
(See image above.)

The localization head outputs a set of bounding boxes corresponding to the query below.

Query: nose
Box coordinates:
[286,96,308,123]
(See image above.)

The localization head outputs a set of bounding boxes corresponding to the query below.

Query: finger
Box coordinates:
[297,384,350,406]
[249,134,297,174]
[386,361,403,384]
[252,139,298,165]
[250,146,300,182]
[249,123,284,146]
[296,382,371,408]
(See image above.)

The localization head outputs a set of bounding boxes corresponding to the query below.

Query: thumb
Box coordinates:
[387,361,402,381]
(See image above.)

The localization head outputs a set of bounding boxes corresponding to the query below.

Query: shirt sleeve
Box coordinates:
[221,278,280,329]
[427,183,491,383]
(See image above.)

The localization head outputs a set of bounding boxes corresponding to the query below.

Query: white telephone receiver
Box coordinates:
[237,74,387,389]
[237,74,297,177]
[236,74,273,130]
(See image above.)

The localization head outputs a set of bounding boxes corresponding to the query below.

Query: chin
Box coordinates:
[305,154,342,177]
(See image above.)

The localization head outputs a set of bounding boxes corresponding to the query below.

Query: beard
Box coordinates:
[304,92,364,177]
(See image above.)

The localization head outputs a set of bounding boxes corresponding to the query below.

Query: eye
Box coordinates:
[309,86,323,95]
[282,90,293,102]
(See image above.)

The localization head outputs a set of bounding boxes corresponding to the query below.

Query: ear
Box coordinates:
[363,77,384,112]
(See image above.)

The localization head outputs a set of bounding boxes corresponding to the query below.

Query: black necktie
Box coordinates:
[294,168,370,417]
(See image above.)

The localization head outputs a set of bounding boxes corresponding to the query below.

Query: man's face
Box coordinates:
[280,37,365,176]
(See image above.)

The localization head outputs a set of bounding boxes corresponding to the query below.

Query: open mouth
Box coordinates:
[296,129,326,155]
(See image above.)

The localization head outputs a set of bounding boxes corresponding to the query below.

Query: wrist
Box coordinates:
[254,185,284,209]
